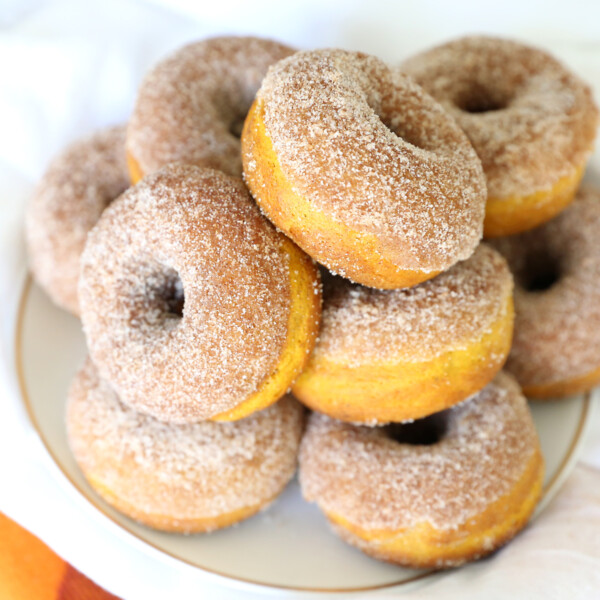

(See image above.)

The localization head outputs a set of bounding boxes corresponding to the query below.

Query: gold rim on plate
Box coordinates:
[14,275,591,593]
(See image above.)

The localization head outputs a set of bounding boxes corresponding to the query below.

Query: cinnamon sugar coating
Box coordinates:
[490,186,600,389]
[246,48,486,276]
[299,371,540,533]
[314,244,511,366]
[402,36,599,200]
[25,125,129,314]
[79,164,298,422]
[67,358,304,531]
[127,36,294,178]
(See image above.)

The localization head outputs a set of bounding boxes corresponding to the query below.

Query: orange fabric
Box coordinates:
[0,513,119,600]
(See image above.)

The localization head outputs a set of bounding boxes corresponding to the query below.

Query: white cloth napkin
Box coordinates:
[1,1,599,598]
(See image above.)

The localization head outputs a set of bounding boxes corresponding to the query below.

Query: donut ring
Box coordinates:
[25,125,129,314]
[402,36,599,238]
[67,358,305,533]
[299,372,544,568]
[79,164,321,423]
[127,36,294,182]
[242,49,486,289]
[490,186,600,398]
[293,244,514,424]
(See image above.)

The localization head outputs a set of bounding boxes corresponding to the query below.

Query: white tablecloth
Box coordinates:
[1,1,599,598]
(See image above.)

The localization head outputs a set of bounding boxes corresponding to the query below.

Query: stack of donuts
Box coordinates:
[25,34,599,570]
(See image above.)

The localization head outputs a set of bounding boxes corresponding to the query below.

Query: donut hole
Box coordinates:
[457,85,509,114]
[128,263,185,325]
[161,271,185,318]
[462,96,506,114]
[386,412,448,446]
[382,115,428,151]
[228,115,246,139]
[517,250,562,292]
[524,262,560,292]
[370,88,435,151]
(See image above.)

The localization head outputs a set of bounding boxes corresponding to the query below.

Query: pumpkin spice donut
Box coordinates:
[79,164,321,423]
[490,185,600,398]
[402,36,599,238]
[299,372,544,568]
[293,244,514,425]
[67,358,305,533]
[127,36,294,183]
[25,125,129,315]
[242,48,487,289]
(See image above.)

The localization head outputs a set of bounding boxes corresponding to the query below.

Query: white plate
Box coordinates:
[14,275,596,594]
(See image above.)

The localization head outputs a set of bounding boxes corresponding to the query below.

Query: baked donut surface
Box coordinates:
[67,358,305,533]
[402,36,599,237]
[490,186,600,397]
[25,125,129,314]
[79,164,321,423]
[242,49,486,289]
[299,372,544,568]
[293,244,514,424]
[127,36,294,182]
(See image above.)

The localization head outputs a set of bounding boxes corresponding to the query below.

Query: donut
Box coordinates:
[127,36,294,183]
[242,49,487,289]
[293,244,514,425]
[299,372,544,568]
[25,125,129,315]
[490,186,600,398]
[79,164,321,423]
[402,36,599,238]
[67,358,304,533]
